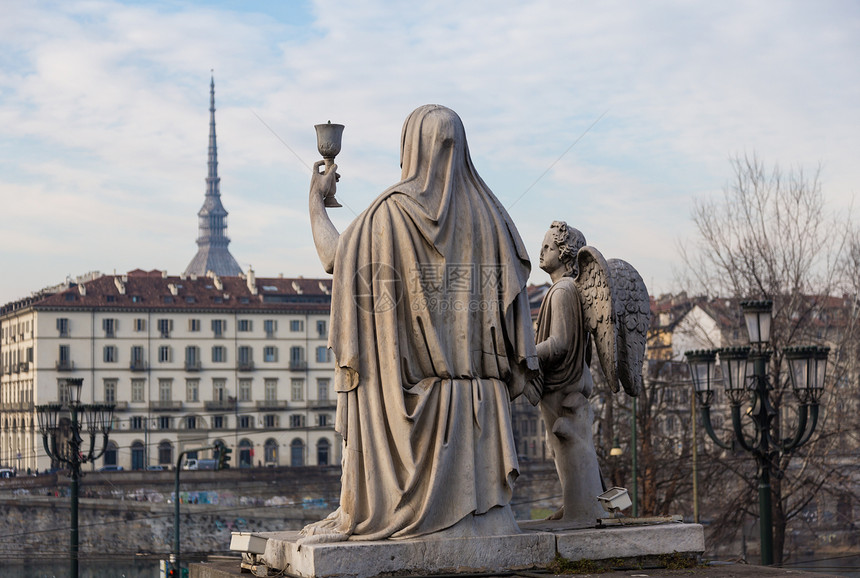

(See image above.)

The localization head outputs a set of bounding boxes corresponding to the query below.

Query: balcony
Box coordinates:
[185,360,202,372]
[256,400,288,410]
[129,360,148,372]
[149,400,182,411]
[307,399,336,409]
[289,359,307,371]
[18,362,30,373]
[238,361,255,372]
[56,360,75,372]
[110,401,129,411]
[205,399,236,411]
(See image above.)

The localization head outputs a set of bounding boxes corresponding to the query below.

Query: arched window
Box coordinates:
[317,438,330,466]
[103,441,118,466]
[158,441,173,465]
[239,439,253,468]
[264,439,278,465]
[131,441,145,471]
[290,439,305,467]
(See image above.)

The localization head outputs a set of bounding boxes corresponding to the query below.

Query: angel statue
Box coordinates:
[525,221,649,526]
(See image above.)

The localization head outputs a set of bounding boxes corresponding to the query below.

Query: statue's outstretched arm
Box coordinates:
[309,161,340,274]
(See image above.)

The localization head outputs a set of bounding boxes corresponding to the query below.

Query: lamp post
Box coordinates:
[36,378,115,578]
[685,300,828,566]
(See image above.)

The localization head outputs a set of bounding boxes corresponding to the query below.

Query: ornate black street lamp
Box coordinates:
[36,378,115,578]
[685,300,828,566]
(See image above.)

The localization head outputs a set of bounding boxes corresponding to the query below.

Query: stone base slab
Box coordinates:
[196,522,704,578]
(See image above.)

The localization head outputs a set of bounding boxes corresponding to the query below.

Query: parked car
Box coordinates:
[145,465,165,472]
[97,465,124,472]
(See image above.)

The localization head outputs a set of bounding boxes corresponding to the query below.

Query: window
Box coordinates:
[317,438,330,466]
[157,319,172,338]
[212,319,226,337]
[58,380,70,405]
[264,438,278,463]
[317,379,330,401]
[265,379,278,402]
[188,319,201,332]
[185,346,200,369]
[186,379,199,402]
[264,319,277,336]
[130,345,145,368]
[318,414,330,427]
[104,379,117,404]
[291,379,304,401]
[316,320,327,337]
[131,379,145,403]
[102,318,118,338]
[239,379,252,402]
[264,346,278,363]
[290,320,304,332]
[158,440,173,464]
[213,415,225,429]
[290,439,304,466]
[158,345,172,363]
[159,416,172,430]
[213,379,227,402]
[186,416,197,430]
[103,345,117,363]
[238,346,253,367]
[212,346,226,363]
[290,346,305,365]
[57,318,70,337]
[58,344,71,367]
[131,416,144,431]
[239,415,253,429]
[158,379,172,402]
[290,414,306,428]
[238,319,252,332]
[316,346,331,363]
[134,318,146,332]
[264,415,278,428]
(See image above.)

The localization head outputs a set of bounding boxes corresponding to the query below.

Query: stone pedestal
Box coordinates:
[192,522,705,578]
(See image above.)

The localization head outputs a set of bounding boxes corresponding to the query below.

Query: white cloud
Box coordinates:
[0,0,858,303]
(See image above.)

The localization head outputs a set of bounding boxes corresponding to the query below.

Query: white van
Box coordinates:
[182,459,198,470]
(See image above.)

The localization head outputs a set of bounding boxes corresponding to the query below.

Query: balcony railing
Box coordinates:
[289,359,307,371]
[256,400,288,410]
[238,361,255,372]
[185,360,202,372]
[56,360,75,371]
[110,401,129,411]
[129,360,148,372]
[149,400,182,411]
[204,399,236,411]
[307,399,336,409]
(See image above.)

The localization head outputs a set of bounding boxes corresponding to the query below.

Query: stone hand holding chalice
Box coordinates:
[314,121,344,208]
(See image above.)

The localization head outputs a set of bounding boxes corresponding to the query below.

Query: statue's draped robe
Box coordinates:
[310,105,538,541]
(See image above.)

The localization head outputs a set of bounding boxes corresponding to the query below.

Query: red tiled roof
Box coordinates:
[27,272,332,313]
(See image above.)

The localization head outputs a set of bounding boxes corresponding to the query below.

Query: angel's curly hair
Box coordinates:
[549,221,587,276]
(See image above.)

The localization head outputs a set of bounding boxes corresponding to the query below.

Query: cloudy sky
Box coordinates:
[1,0,858,305]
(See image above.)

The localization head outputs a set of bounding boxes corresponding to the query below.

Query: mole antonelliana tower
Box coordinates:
[184,75,243,277]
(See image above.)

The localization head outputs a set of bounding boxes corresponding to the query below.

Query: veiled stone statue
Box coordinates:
[303,105,539,543]
[526,221,649,526]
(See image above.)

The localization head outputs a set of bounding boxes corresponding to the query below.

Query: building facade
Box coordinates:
[0,269,337,473]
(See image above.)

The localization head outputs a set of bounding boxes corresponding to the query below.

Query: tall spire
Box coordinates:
[184,74,243,277]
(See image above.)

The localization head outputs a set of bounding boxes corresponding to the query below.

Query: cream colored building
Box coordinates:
[0,269,338,472]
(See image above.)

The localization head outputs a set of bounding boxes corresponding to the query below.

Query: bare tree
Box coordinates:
[678,153,858,564]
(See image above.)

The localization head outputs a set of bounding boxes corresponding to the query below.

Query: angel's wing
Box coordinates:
[573,246,618,392]
[607,259,650,397]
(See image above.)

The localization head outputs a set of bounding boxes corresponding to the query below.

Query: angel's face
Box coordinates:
[539,230,563,275]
